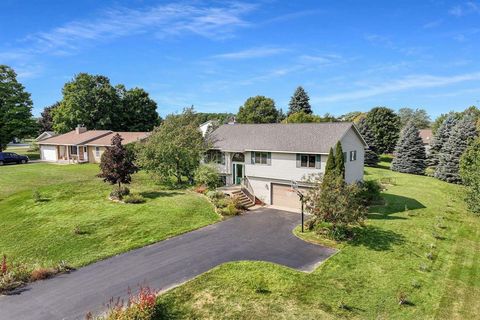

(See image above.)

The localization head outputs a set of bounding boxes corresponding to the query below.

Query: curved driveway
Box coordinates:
[0,208,336,320]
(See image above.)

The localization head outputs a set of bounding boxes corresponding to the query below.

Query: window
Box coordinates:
[350,150,357,161]
[251,152,270,165]
[70,146,78,155]
[297,154,320,168]
[95,147,101,157]
[205,150,225,164]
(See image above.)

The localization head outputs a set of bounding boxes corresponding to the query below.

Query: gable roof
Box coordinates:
[35,131,57,141]
[38,130,112,145]
[211,122,366,154]
[85,132,150,146]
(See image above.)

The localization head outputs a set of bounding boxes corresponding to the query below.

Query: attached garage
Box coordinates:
[271,183,309,212]
[40,145,57,161]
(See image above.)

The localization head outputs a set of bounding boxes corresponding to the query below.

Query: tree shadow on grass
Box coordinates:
[140,191,182,199]
[369,193,425,219]
[348,225,405,251]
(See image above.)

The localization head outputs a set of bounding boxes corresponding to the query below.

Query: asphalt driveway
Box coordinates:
[0,208,336,320]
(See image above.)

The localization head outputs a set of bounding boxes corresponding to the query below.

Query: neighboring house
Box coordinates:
[209,122,367,211]
[419,129,433,153]
[199,120,218,136]
[36,131,57,141]
[38,126,149,163]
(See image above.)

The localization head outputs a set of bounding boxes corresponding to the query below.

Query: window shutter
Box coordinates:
[315,155,321,169]
[267,152,271,165]
[296,154,301,168]
[251,152,255,164]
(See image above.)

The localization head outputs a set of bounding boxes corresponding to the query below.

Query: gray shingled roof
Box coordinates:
[211,122,364,154]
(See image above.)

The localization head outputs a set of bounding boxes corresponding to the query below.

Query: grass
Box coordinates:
[0,163,220,268]
[4,145,40,160]
[157,163,480,319]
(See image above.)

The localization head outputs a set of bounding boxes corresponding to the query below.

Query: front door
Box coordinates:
[233,163,244,185]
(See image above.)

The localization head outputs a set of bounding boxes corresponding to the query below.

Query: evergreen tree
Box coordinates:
[288,86,312,115]
[460,137,480,214]
[365,107,401,154]
[429,114,458,166]
[391,122,427,175]
[335,142,345,179]
[356,119,379,166]
[435,116,478,183]
[325,147,336,176]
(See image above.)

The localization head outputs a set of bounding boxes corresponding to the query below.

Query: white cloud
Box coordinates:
[315,72,480,103]
[449,1,480,16]
[212,47,287,59]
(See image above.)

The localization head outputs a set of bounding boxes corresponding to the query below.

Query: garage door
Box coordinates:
[271,184,309,211]
[41,145,57,161]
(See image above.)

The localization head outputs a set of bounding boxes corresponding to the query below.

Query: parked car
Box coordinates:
[0,152,29,165]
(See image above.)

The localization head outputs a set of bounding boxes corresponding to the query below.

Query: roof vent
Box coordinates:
[75,125,87,134]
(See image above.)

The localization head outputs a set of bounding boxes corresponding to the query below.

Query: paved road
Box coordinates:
[0,208,336,320]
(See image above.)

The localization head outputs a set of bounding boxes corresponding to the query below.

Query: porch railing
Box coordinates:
[240,177,256,204]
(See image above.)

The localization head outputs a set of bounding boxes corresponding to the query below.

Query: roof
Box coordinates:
[35,131,57,141]
[211,122,366,154]
[419,129,433,145]
[85,132,150,146]
[38,130,149,146]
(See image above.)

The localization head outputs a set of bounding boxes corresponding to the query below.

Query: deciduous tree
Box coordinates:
[398,107,431,129]
[365,107,401,154]
[0,65,36,151]
[282,111,322,123]
[460,137,480,214]
[236,96,279,124]
[116,85,161,131]
[38,102,59,134]
[391,122,427,175]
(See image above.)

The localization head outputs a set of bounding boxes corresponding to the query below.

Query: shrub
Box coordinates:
[110,186,130,200]
[460,137,480,214]
[193,185,207,194]
[220,202,239,216]
[357,180,382,205]
[32,190,42,203]
[124,193,146,204]
[194,164,221,189]
[213,197,228,209]
[206,190,224,200]
[104,286,158,320]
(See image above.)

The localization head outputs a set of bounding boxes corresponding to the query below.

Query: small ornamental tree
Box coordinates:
[288,86,312,115]
[391,122,427,175]
[335,142,345,179]
[98,134,138,191]
[356,118,379,166]
[305,174,367,234]
[429,115,458,167]
[435,116,478,183]
[460,138,480,214]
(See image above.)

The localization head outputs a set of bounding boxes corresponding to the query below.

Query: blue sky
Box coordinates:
[1,0,479,118]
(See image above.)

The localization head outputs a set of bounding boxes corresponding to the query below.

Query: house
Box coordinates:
[199,120,218,136]
[419,129,433,153]
[209,122,367,211]
[38,126,149,163]
[35,131,57,141]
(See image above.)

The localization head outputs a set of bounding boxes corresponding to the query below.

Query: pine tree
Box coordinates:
[356,119,379,166]
[325,147,336,176]
[365,107,401,154]
[435,116,478,183]
[429,115,458,166]
[391,122,427,175]
[335,142,345,179]
[288,86,312,115]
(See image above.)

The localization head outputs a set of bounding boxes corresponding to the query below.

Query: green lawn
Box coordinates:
[0,163,220,268]
[4,145,40,160]
[157,165,480,319]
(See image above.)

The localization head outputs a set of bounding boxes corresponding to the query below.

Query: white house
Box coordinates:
[208,122,367,211]
[199,120,218,137]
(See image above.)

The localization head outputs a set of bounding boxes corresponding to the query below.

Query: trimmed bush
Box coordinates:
[123,193,146,204]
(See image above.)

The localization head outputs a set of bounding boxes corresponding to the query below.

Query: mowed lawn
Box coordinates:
[4,145,40,160]
[0,163,219,267]
[157,165,480,319]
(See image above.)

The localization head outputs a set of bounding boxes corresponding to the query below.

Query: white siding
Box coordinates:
[340,128,365,183]
[244,152,326,182]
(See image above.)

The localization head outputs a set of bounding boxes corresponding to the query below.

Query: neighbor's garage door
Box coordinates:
[271,184,309,211]
[41,145,57,161]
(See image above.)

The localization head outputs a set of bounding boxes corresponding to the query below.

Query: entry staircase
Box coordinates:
[231,189,255,208]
